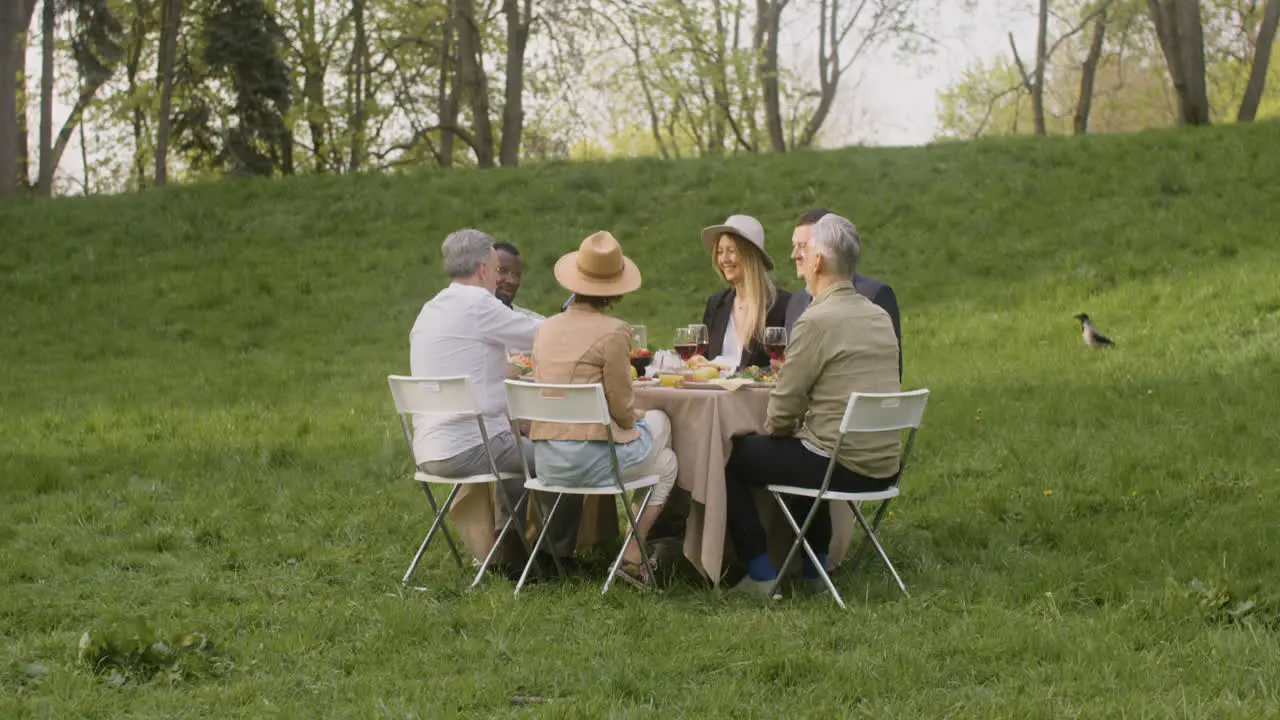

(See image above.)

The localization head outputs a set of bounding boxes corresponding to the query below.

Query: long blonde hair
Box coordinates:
[714,233,777,346]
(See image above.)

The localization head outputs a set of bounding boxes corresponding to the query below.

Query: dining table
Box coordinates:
[632,382,858,585]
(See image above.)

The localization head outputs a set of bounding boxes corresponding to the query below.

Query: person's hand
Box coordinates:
[769,357,783,374]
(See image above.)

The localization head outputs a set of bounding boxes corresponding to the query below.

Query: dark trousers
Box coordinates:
[725,434,896,562]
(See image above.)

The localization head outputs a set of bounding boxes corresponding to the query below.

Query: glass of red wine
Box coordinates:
[764,326,788,363]
[673,327,698,361]
[689,323,710,358]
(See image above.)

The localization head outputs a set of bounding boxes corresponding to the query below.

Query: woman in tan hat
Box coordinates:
[528,231,678,587]
[699,214,791,372]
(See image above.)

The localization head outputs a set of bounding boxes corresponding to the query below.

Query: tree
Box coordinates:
[49,0,124,189]
[200,0,294,176]
[154,0,182,185]
[2,0,38,196]
[1075,5,1109,133]
[454,0,493,166]
[36,0,54,195]
[499,0,533,166]
[755,0,787,152]
[1237,0,1280,121]
[1148,0,1211,124]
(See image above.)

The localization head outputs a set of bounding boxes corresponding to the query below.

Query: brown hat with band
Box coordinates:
[554,231,643,297]
[700,214,774,270]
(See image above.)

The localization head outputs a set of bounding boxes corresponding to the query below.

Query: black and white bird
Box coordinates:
[1073,313,1114,348]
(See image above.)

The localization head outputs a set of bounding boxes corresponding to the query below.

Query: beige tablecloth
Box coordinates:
[634,385,856,585]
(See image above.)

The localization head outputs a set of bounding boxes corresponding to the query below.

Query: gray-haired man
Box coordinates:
[725,213,902,597]
[785,208,902,380]
[409,229,577,574]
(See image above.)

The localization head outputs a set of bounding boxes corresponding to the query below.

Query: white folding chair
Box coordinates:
[503,379,660,597]
[767,389,930,608]
[387,375,530,590]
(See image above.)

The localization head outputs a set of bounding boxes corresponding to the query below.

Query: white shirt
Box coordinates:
[712,314,743,370]
[409,283,540,462]
[506,304,545,353]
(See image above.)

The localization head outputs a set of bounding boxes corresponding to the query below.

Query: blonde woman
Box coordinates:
[700,215,792,371]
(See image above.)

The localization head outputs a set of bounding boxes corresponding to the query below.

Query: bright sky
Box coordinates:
[792,0,1042,146]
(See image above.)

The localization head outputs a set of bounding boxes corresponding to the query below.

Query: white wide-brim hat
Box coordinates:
[700,214,774,270]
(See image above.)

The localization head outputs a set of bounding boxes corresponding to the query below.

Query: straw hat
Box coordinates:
[700,214,774,270]
[554,231,642,297]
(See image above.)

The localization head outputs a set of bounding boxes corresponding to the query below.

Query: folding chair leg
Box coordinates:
[844,498,892,573]
[403,484,463,586]
[471,490,529,589]
[515,493,563,597]
[770,493,847,609]
[419,483,464,568]
[849,501,908,597]
[527,491,567,579]
[603,487,656,595]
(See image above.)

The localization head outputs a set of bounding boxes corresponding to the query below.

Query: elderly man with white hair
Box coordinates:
[410,228,577,576]
[723,212,903,598]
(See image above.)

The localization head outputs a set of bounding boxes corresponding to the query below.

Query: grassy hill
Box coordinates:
[2,121,1279,716]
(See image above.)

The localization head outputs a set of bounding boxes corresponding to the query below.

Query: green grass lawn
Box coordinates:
[3,121,1279,717]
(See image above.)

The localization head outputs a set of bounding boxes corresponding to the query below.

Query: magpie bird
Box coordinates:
[1073,313,1114,348]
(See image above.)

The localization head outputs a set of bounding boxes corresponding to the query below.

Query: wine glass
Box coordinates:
[629,324,647,351]
[672,327,697,361]
[628,324,652,376]
[689,323,710,358]
[764,326,788,363]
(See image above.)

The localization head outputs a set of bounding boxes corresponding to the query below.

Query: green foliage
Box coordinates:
[197,0,294,176]
[2,122,1280,715]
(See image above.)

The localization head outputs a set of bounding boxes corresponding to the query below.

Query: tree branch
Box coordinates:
[973,83,1024,138]
[1045,0,1117,61]
[1008,32,1034,91]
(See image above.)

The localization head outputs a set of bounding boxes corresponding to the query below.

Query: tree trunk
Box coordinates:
[1074,10,1108,134]
[16,22,29,191]
[79,96,90,194]
[348,0,368,171]
[756,0,786,153]
[437,3,456,167]
[154,0,183,186]
[36,0,53,195]
[1238,0,1280,122]
[297,0,330,172]
[124,1,146,189]
[0,0,16,197]
[456,0,494,167]
[499,0,531,167]
[1148,0,1211,125]
[2,0,38,196]
[1032,0,1049,135]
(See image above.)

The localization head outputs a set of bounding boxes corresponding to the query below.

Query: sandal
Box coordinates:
[614,557,660,592]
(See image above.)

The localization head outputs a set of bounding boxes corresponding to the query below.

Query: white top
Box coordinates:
[506,304,545,353]
[712,314,743,370]
[409,283,540,462]
[512,303,545,321]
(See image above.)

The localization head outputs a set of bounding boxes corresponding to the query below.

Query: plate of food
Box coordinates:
[508,352,535,377]
[730,365,777,387]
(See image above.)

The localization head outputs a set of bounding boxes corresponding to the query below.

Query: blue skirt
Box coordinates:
[533,419,655,488]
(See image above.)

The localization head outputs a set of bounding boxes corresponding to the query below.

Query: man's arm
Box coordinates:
[479,295,541,350]
[766,314,821,437]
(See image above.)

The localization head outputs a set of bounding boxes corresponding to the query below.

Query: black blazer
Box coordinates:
[701,286,792,371]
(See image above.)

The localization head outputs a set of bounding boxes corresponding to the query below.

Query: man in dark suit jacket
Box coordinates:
[784,208,902,379]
